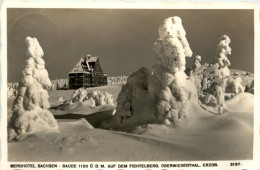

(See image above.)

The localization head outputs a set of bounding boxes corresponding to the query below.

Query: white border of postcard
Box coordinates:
[1,1,260,170]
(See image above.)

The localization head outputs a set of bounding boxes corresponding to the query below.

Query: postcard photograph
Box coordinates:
[3,6,257,166]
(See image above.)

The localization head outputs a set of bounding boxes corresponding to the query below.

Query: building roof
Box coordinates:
[69,54,98,73]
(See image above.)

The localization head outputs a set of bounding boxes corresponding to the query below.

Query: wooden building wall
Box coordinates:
[69,73,107,89]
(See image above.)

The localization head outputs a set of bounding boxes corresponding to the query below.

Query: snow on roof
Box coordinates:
[69,55,98,73]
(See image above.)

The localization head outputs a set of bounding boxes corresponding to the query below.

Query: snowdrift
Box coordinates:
[8,92,253,161]
[51,88,116,126]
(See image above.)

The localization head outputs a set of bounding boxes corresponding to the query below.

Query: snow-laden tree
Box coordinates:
[150,16,196,125]
[213,35,232,78]
[8,37,58,141]
[100,16,197,129]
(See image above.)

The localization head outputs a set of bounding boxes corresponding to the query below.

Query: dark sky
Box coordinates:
[7,8,254,82]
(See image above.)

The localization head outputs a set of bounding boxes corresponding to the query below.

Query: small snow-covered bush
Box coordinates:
[50,79,69,90]
[107,76,127,85]
[7,82,18,97]
[220,77,245,95]
[70,88,114,106]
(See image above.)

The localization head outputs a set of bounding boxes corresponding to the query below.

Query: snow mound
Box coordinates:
[55,101,115,115]
[225,92,254,112]
[8,107,58,141]
[128,93,253,160]
[8,37,58,141]
[133,92,253,135]
[58,119,94,133]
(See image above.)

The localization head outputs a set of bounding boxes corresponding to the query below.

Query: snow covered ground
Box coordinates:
[7,84,254,161]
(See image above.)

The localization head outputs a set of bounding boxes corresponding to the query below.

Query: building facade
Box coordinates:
[69,54,107,89]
